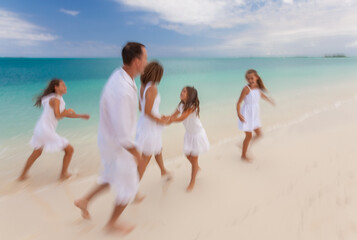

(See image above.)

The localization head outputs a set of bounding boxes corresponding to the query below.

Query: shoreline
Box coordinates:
[1,78,356,186]
[0,80,356,239]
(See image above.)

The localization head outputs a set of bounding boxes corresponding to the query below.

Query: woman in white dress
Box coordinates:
[18,78,90,181]
[169,86,210,192]
[236,69,274,162]
[136,61,171,180]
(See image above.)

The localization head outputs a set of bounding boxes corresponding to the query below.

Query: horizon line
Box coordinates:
[1,56,356,59]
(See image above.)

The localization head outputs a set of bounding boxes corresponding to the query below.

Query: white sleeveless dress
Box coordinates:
[238,85,262,132]
[178,104,210,156]
[30,93,69,151]
[135,82,164,156]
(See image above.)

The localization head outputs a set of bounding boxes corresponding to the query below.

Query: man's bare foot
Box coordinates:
[59,173,72,181]
[132,192,145,204]
[105,222,135,235]
[17,174,29,181]
[241,156,252,162]
[74,199,91,219]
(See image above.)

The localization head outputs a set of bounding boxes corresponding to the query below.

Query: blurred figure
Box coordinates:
[236,69,275,162]
[135,61,171,180]
[74,42,147,234]
[168,87,209,192]
[18,78,90,181]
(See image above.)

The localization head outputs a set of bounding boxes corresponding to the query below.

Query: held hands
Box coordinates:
[167,116,173,124]
[157,115,171,125]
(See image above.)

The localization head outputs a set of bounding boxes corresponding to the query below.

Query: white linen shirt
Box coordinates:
[97,67,140,205]
[98,67,138,149]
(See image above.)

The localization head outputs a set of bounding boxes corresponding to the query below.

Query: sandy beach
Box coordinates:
[1,0,357,238]
[1,80,357,240]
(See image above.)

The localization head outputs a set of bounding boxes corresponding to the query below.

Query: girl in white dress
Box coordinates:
[236,69,274,162]
[18,78,90,181]
[169,86,209,192]
[136,61,171,180]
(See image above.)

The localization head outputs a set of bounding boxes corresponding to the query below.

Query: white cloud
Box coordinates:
[116,0,245,28]
[116,0,357,56]
[282,0,293,4]
[347,41,357,48]
[217,1,357,55]
[0,9,57,42]
[59,8,80,16]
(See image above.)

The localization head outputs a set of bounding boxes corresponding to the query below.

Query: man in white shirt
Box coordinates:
[75,42,147,233]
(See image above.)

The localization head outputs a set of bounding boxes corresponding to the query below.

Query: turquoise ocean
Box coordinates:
[1,57,357,146]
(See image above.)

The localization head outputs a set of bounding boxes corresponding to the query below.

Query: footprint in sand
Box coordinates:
[29,191,58,219]
[162,176,173,193]
[77,223,96,235]
[63,182,76,201]
[23,233,41,240]
[336,196,343,206]
[1,180,30,195]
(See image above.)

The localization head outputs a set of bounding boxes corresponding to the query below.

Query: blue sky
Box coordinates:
[1,0,357,57]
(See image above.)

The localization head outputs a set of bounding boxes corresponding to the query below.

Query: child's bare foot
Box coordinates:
[132,192,145,204]
[161,171,173,182]
[74,199,91,219]
[59,173,72,181]
[105,222,135,235]
[186,182,195,192]
[17,174,29,181]
[241,156,252,162]
[252,135,262,143]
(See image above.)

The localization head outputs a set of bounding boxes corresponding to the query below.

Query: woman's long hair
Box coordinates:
[34,78,62,107]
[245,69,267,92]
[140,61,164,86]
[179,86,200,117]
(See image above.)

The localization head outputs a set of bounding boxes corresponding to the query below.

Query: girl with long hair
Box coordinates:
[237,69,274,162]
[169,86,209,192]
[18,78,90,181]
[136,61,171,180]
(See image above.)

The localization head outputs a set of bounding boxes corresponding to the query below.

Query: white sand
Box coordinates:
[1,81,357,240]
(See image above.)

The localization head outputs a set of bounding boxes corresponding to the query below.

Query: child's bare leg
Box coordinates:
[105,204,134,234]
[60,144,74,180]
[154,152,167,175]
[241,132,252,161]
[138,154,152,180]
[154,152,172,180]
[252,128,263,142]
[74,183,109,219]
[186,155,199,192]
[18,148,43,181]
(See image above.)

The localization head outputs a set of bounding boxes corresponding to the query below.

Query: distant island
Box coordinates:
[324,54,347,58]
